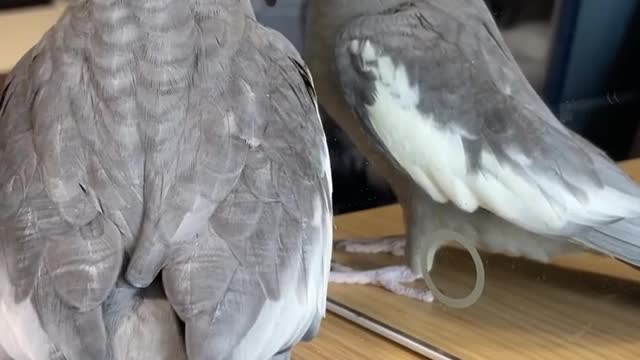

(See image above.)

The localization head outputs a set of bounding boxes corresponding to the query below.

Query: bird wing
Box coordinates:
[332,1,640,261]
[214,26,332,352]
[158,22,333,358]
[1,27,126,359]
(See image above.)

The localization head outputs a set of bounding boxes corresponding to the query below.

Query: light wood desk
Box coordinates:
[294,313,422,359]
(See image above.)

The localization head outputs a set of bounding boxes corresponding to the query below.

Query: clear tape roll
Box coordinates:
[421,229,485,309]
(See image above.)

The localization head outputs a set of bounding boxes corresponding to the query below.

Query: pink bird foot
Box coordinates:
[329,263,433,303]
[334,235,406,256]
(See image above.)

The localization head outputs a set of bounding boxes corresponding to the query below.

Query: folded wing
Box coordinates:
[333,0,640,264]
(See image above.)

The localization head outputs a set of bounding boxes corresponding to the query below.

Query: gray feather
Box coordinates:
[582,218,640,266]
[1,0,332,358]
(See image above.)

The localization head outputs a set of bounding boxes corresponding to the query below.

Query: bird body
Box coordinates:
[305,0,640,306]
[0,0,332,358]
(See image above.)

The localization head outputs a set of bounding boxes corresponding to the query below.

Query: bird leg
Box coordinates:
[334,235,406,256]
[329,263,434,302]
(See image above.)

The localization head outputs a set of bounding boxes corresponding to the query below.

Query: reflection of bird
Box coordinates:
[0,0,332,358]
[305,0,640,307]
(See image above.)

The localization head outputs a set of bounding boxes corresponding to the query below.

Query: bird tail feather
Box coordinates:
[575,217,640,267]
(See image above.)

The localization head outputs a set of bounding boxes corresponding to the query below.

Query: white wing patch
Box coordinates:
[351,39,640,235]
[235,194,329,358]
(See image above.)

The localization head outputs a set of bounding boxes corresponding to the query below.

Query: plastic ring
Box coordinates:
[421,229,485,309]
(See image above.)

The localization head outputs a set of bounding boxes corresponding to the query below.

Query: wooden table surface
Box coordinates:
[294,312,423,359]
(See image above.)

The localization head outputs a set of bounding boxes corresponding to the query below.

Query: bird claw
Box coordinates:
[330,261,355,272]
[334,235,406,256]
[329,264,433,303]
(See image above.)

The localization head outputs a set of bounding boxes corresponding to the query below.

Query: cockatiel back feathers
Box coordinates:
[0,0,332,358]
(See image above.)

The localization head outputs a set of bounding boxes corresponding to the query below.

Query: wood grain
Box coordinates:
[293,313,423,359]
[325,159,640,359]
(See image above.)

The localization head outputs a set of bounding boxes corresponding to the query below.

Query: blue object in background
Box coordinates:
[545,0,640,160]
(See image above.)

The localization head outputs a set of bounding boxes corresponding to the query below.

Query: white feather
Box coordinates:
[354,40,640,237]
[171,195,213,242]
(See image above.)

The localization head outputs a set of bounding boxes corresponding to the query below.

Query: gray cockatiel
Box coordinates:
[0,0,333,358]
[305,0,640,307]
